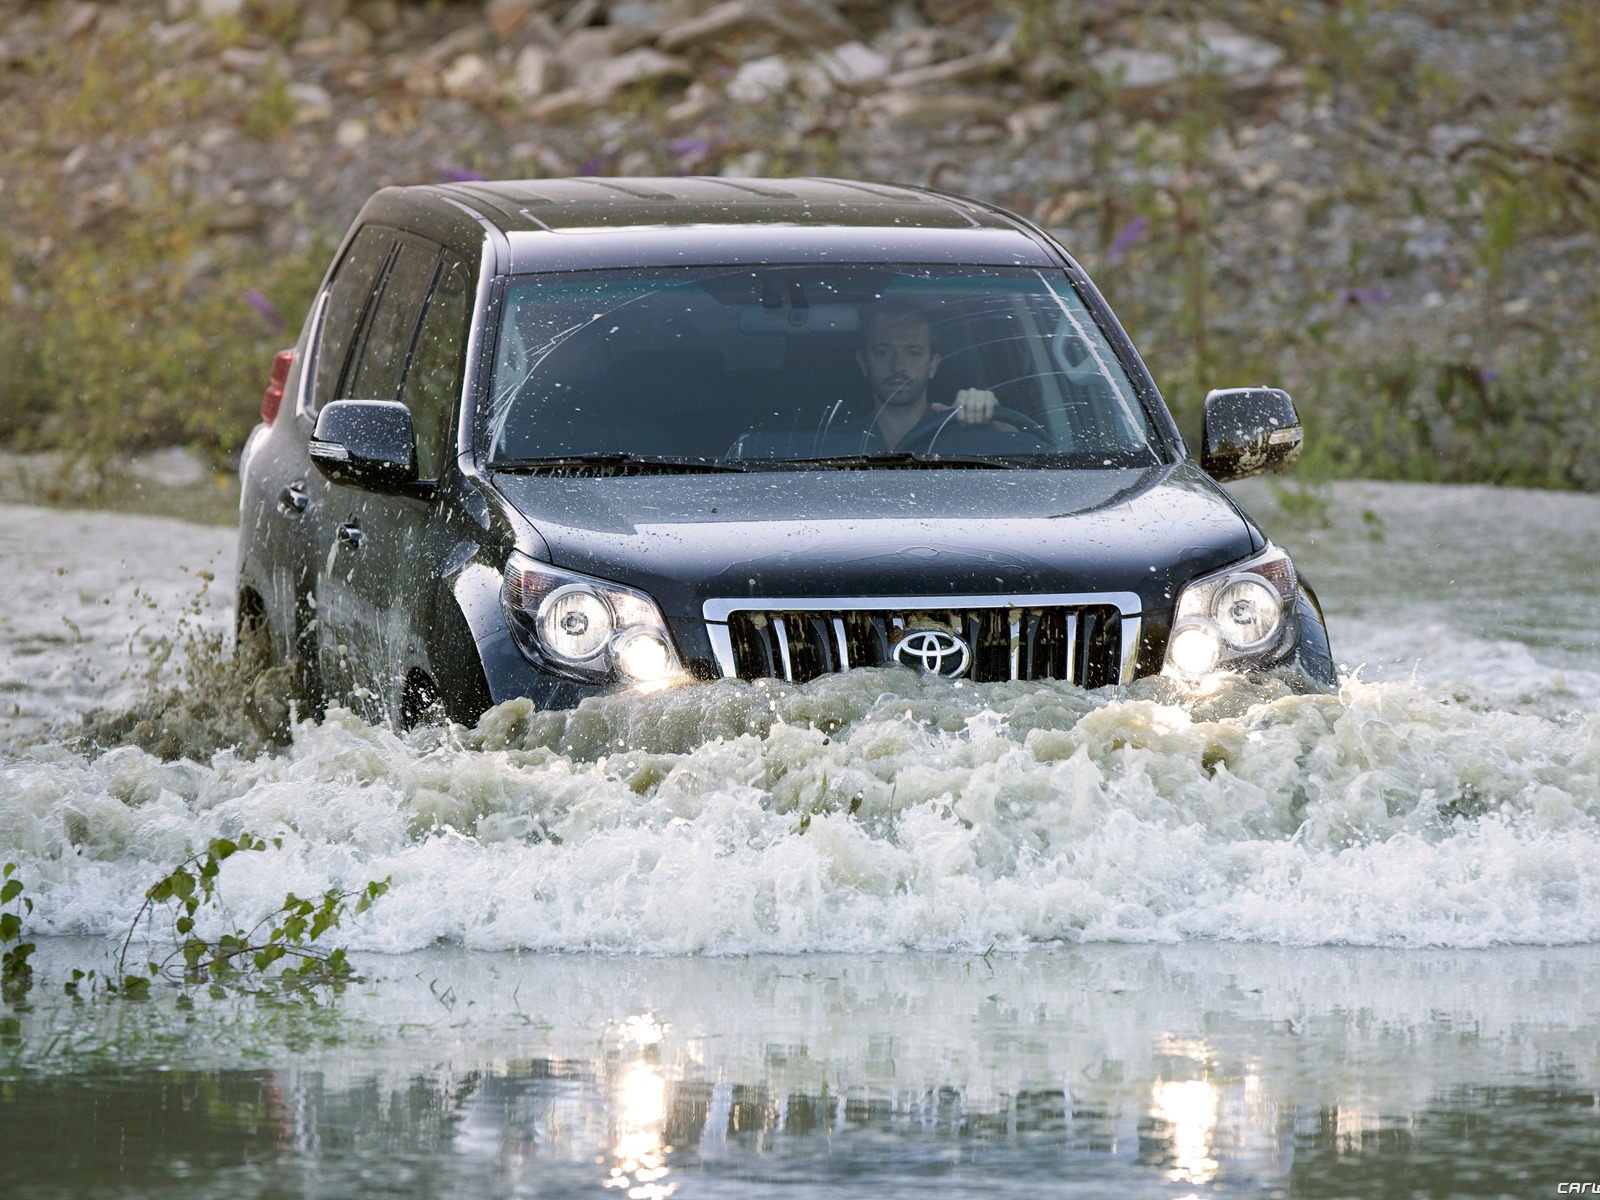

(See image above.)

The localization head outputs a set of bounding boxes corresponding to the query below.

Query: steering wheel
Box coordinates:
[895,405,1051,453]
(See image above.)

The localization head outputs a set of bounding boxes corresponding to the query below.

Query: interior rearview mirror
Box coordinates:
[1200,387,1304,482]
[309,399,421,493]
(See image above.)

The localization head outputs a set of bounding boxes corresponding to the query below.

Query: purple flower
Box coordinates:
[243,288,286,332]
[671,137,712,157]
[1106,215,1149,264]
[440,167,487,183]
[578,153,608,177]
[1479,367,1499,385]
[1342,287,1389,306]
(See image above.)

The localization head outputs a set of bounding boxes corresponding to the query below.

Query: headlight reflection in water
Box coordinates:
[607,1014,675,1199]
[1150,1078,1221,1186]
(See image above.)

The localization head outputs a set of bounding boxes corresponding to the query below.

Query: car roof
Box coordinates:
[436,176,1016,232]
[355,177,1062,273]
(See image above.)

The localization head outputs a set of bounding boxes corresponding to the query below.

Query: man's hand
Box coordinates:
[932,388,1000,425]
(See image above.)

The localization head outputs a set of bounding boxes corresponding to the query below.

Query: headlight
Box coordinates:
[536,586,613,662]
[502,551,683,683]
[1164,545,1297,678]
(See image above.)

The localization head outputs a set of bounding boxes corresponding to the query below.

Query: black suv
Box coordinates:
[237,177,1333,725]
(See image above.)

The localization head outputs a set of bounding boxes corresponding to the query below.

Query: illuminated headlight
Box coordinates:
[502,550,682,683]
[1164,545,1298,678]
[1166,621,1223,676]
[613,628,675,683]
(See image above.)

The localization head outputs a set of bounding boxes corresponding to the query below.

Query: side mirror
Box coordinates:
[1200,387,1304,481]
[309,399,419,492]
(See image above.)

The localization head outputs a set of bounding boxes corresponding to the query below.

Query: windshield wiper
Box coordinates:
[771,451,1020,470]
[489,453,750,474]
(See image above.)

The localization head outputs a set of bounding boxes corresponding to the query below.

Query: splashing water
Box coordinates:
[2,484,1599,955]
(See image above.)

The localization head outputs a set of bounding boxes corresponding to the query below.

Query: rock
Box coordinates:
[60,2,99,37]
[660,0,855,53]
[196,0,245,18]
[919,0,992,22]
[207,190,264,233]
[331,15,373,54]
[299,0,351,39]
[1021,50,1072,91]
[1094,23,1286,94]
[1092,47,1180,91]
[665,79,722,123]
[287,81,334,122]
[727,55,792,103]
[333,118,368,149]
[219,46,276,75]
[864,88,1011,138]
[441,52,500,106]
[417,24,490,69]
[881,31,1013,90]
[355,0,399,33]
[485,0,537,39]
[820,40,890,88]
[509,44,552,100]
[1006,100,1059,144]
[1196,21,1284,80]
[720,148,770,177]
[593,46,690,91]
[558,27,636,73]
[881,27,943,73]
[531,48,691,118]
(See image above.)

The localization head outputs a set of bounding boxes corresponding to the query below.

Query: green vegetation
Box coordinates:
[0,15,328,474]
[0,0,1597,488]
[1,840,388,1011]
[115,835,389,998]
[2,864,36,1004]
[1016,0,1600,489]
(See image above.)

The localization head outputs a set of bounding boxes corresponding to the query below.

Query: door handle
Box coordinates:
[277,482,309,515]
[336,521,364,550]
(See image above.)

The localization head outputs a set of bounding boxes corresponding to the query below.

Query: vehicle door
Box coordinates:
[273,224,395,705]
[317,238,474,720]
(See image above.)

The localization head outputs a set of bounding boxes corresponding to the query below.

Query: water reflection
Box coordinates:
[8,944,1600,1196]
[611,1062,671,1197]
[1149,1079,1219,1185]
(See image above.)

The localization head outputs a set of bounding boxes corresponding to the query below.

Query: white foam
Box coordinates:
[3,493,1599,954]
[3,669,1598,953]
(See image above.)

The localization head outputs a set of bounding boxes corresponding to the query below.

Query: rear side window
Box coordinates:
[400,258,471,480]
[311,226,394,411]
[344,240,439,404]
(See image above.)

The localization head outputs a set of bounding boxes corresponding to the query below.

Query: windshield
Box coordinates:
[484,264,1163,469]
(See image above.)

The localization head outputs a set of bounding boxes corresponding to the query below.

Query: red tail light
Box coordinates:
[261,348,295,426]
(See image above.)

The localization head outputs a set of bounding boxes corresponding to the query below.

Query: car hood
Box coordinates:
[489,462,1259,618]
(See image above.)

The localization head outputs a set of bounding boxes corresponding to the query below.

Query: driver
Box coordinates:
[856,302,1010,450]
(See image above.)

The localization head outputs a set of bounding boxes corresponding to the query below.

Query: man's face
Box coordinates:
[857,314,940,409]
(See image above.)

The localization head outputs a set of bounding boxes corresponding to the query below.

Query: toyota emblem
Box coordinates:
[892,628,972,678]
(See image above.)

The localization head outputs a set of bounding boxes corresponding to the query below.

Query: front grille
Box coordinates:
[707,601,1134,686]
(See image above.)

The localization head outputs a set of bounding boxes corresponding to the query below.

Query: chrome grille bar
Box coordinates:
[704,592,1144,686]
[773,615,794,682]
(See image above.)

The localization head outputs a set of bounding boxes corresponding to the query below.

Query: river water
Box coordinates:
[2,479,1599,1197]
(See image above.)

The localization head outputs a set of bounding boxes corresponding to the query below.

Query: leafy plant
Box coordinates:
[114,835,389,998]
[2,863,36,1003]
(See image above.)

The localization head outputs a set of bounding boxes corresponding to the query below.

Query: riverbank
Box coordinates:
[3,0,1598,487]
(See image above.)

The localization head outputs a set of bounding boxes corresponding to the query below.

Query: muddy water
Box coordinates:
[2,480,1600,1196]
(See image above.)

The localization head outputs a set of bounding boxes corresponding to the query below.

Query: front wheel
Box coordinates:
[234,596,310,743]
